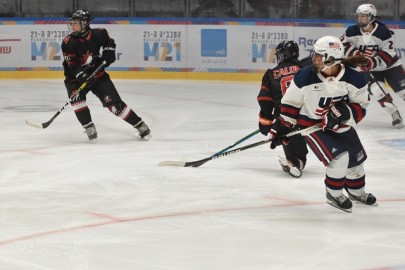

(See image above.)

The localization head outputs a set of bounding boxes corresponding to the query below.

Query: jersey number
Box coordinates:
[280,75,294,95]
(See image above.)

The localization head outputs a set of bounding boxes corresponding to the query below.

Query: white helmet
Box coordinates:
[313,36,344,63]
[356,4,377,26]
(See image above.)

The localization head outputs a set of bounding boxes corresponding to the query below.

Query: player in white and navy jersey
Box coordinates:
[341,3,405,128]
[268,36,377,213]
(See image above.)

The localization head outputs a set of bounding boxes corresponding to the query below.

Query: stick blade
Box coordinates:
[158,160,187,167]
[25,119,44,129]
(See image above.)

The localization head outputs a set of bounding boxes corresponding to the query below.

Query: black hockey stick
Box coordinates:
[25,60,107,129]
[158,125,321,167]
[369,73,389,96]
[212,129,260,156]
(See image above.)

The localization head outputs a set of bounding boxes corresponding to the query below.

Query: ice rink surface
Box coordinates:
[1,79,405,270]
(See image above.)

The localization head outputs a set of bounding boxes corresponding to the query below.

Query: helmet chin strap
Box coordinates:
[320,61,341,72]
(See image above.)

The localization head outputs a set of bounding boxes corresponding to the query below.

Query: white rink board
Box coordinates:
[1,21,405,71]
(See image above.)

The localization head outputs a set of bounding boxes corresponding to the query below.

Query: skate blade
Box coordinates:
[140,134,152,141]
[351,201,379,206]
[327,200,352,213]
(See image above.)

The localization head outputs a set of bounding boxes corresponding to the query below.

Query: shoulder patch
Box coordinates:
[294,66,320,88]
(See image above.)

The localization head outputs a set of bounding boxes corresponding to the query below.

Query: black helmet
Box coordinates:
[275,40,299,63]
[68,10,93,36]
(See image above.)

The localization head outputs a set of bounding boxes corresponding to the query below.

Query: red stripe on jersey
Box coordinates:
[311,132,334,162]
[257,96,273,101]
[349,103,365,122]
[377,51,394,66]
[305,135,329,166]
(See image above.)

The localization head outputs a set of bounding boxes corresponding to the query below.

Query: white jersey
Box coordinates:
[279,65,369,132]
[341,22,400,71]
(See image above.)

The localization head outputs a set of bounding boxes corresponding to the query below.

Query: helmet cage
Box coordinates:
[68,10,93,36]
[275,40,299,63]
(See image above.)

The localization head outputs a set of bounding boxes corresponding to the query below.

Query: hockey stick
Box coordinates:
[369,73,389,96]
[158,125,321,168]
[25,60,107,129]
[212,129,260,156]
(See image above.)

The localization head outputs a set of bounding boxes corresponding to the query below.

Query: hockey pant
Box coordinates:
[367,65,405,109]
[282,133,308,170]
[65,73,142,127]
[305,128,367,197]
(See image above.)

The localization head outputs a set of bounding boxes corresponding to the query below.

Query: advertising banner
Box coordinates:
[1,19,405,77]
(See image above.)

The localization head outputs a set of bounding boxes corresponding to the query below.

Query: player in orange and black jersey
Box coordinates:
[257,40,308,178]
[62,10,151,141]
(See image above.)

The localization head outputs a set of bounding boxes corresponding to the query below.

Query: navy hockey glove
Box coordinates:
[102,45,116,66]
[322,103,350,132]
[269,118,293,149]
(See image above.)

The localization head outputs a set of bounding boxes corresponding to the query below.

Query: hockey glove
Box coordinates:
[360,56,376,72]
[258,116,273,135]
[102,45,116,66]
[269,118,293,149]
[70,86,89,102]
[76,57,104,85]
[76,70,94,86]
[322,103,350,132]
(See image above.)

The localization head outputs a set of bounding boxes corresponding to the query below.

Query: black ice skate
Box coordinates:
[391,110,404,129]
[347,191,378,206]
[83,122,97,141]
[278,156,302,178]
[134,121,151,140]
[326,191,352,213]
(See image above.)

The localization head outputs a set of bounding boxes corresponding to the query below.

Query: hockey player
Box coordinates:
[269,36,377,213]
[341,3,405,128]
[62,10,151,141]
[257,40,308,178]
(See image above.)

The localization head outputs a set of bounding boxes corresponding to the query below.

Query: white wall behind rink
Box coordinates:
[1,21,405,80]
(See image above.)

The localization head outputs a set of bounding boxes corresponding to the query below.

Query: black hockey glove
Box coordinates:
[258,116,273,135]
[322,103,350,132]
[76,70,94,86]
[102,45,116,66]
[269,118,293,149]
[76,57,104,85]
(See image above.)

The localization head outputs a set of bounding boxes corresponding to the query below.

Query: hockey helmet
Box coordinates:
[313,36,344,64]
[68,10,93,36]
[356,4,377,27]
[275,40,299,63]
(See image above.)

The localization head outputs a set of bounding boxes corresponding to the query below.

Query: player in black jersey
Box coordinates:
[341,3,405,128]
[257,40,308,178]
[62,10,151,141]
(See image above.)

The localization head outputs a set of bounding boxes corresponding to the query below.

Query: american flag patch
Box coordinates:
[329,42,340,48]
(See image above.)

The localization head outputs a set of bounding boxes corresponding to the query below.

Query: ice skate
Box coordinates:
[391,110,404,128]
[347,191,378,206]
[326,191,352,213]
[278,156,302,178]
[134,121,151,140]
[83,122,97,141]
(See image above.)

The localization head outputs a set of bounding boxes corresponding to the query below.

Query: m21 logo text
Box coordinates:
[144,42,181,61]
[252,44,276,63]
[31,42,61,61]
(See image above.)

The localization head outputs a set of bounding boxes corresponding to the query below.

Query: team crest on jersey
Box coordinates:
[315,95,346,116]
[104,95,112,103]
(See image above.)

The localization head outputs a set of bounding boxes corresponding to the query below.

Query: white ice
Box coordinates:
[1,79,405,270]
